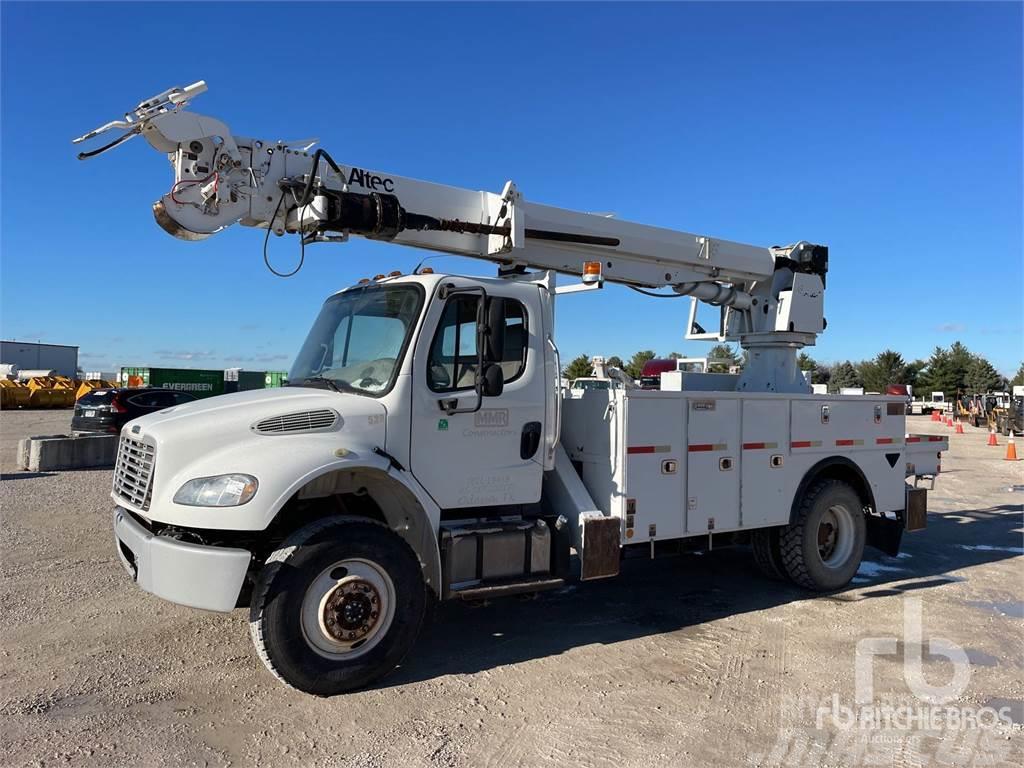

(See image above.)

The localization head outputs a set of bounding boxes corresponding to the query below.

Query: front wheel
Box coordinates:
[779,479,865,591]
[249,517,427,695]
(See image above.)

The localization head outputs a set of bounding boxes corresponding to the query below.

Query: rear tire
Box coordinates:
[779,479,865,591]
[751,527,786,580]
[249,516,427,696]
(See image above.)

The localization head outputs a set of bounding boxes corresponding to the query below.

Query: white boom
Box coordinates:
[74,81,828,393]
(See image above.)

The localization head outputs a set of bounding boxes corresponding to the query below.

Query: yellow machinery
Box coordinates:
[25,377,76,408]
[0,379,31,409]
[1,376,115,409]
[75,379,117,401]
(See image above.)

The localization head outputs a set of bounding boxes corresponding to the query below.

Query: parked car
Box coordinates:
[71,387,197,435]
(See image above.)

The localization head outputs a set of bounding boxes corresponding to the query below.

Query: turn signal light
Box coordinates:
[582,261,603,284]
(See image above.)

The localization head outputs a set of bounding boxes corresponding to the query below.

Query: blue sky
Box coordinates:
[2,1,1021,375]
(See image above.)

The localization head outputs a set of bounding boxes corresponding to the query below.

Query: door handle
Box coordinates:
[521,421,542,459]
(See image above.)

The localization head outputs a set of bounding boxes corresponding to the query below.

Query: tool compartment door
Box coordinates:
[623,394,684,541]
[685,398,740,533]
[740,399,789,527]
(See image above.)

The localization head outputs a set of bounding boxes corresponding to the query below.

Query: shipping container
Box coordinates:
[119,367,225,399]
[239,370,268,391]
[264,371,287,388]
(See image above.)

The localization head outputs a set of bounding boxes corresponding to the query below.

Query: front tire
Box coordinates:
[779,479,865,591]
[249,516,427,695]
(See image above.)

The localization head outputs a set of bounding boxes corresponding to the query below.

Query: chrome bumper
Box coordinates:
[113,507,251,612]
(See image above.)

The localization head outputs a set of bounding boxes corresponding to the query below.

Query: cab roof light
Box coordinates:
[388,270,402,277]
[357,278,371,284]
[373,274,385,281]
[419,267,434,274]
[582,261,603,284]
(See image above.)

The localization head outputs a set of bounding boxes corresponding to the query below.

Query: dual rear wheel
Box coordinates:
[752,479,865,591]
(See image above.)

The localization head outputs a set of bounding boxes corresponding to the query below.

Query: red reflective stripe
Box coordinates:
[836,439,855,446]
[876,438,895,445]
[743,442,766,450]
[906,437,921,443]
[627,446,655,454]
[791,441,813,448]
[928,436,945,442]
[688,444,715,452]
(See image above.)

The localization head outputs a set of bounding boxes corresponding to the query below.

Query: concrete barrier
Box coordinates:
[17,434,118,472]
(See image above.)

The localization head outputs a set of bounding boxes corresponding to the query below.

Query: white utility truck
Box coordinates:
[75,82,947,695]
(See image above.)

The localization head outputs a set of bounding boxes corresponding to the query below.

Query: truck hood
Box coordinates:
[116,387,388,529]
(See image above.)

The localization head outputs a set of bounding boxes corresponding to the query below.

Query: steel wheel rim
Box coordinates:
[817,504,855,569]
[300,558,396,660]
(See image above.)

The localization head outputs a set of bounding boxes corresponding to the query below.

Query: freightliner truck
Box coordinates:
[75,83,947,695]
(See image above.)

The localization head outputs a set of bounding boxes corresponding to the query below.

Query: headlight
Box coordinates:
[173,474,258,507]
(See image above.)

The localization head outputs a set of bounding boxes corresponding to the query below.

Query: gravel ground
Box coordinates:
[1,411,1021,767]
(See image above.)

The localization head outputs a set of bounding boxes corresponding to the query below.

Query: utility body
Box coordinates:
[77,83,947,695]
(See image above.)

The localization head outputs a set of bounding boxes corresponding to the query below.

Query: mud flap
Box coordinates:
[866,489,927,557]
[866,514,904,557]
[904,487,928,531]
[580,516,620,580]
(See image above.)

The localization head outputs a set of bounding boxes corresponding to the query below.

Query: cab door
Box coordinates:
[409,279,546,510]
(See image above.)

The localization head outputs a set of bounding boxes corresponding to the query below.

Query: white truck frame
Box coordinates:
[76,83,947,695]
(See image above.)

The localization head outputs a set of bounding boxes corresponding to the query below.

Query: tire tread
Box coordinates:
[248,515,400,692]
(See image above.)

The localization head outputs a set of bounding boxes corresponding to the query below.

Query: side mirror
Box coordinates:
[483,298,505,363]
[481,363,504,397]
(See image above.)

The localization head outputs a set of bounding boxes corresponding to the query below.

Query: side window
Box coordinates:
[171,392,197,404]
[499,300,527,383]
[427,296,528,392]
[128,391,175,408]
[428,297,479,392]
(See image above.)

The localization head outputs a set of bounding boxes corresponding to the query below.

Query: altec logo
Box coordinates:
[341,167,395,193]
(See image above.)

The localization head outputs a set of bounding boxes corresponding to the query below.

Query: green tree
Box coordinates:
[905,359,927,389]
[797,352,817,372]
[668,351,683,360]
[964,356,1004,393]
[918,342,975,396]
[796,352,831,385]
[829,361,861,392]
[562,354,592,381]
[623,350,656,380]
[707,344,742,373]
[1010,363,1024,388]
[606,355,624,370]
[859,349,910,393]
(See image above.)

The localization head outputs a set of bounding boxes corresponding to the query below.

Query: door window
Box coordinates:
[428,296,528,392]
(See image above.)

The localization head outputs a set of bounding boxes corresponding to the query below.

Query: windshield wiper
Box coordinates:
[299,376,355,393]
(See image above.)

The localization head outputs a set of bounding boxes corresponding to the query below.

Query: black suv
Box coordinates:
[71,387,197,435]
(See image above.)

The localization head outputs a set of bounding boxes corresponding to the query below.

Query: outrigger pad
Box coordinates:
[581,516,621,580]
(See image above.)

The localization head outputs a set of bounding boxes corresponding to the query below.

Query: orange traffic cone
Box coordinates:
[1006,432,1019,461]
[931,410,941,422]
[955,419,964,434]
[988,428,999,446]
[946,416,953,427]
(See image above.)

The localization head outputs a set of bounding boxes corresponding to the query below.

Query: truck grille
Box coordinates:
[253,409,339,434]
[113,435,156,510]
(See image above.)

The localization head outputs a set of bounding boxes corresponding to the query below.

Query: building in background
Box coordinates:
[0,340,78,378]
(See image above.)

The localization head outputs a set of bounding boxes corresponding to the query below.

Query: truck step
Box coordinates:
[449,577,565,601]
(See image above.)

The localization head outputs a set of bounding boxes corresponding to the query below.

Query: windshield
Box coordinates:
[289,285,424,396]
